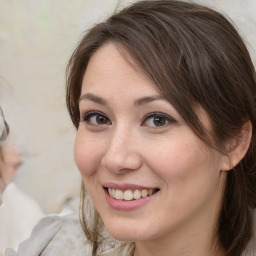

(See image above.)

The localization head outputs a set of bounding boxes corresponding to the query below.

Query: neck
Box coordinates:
[134,236,225,256]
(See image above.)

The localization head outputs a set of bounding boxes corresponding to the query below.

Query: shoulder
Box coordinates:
[4,212,134,256]
[5,214,92,256]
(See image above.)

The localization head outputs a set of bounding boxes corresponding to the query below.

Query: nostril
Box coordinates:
[101,151,142,174]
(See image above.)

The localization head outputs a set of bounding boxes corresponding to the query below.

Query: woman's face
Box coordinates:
[75,43,228,243]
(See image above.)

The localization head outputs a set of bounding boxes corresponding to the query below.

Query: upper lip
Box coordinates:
[103,182,159,191]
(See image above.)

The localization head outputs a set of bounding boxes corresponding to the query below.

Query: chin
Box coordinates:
[104,219,149,242]
[108,230,141,242]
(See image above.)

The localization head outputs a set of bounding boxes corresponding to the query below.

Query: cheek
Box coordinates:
[144,138,225,227]
[144,138,197,174]
[145,134,221,189]
[74,131,104,178]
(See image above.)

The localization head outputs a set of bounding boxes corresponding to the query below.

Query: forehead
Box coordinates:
[81,43,161,96]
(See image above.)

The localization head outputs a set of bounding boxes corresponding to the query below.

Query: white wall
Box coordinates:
[0,0,255,213]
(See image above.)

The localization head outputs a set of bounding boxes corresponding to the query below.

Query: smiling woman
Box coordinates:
[6,1,256,256]
[66,1,256,255]
[75,43,230,249]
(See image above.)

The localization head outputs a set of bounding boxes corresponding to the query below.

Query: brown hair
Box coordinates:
[66,1,256,255]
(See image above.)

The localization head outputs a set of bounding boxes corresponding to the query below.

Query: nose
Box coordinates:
[101,127,142,174]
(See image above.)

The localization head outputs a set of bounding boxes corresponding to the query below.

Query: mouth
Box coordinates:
[104,187,160,201]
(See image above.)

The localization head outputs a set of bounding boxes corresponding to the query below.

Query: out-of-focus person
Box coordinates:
[0,107,44,256]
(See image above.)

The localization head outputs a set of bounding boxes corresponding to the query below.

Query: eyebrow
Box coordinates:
[79,93,107,105]
[134,95,166,106]
[79,93,166,106]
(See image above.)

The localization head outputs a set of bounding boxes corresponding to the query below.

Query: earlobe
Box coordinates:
[221,121,252,171]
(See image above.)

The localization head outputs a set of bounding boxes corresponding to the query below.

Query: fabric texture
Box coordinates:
[5,214,134,256]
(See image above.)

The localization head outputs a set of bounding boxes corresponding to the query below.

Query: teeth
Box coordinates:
[141,189,148,198]
[133,189,142,200]
[124,190,133,201]
[108,188,156,200]
[115,189,124,200]
[148,189,153,195]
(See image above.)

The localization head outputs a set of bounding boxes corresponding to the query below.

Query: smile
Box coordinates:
[108,188,158,200]
[103,183,160,210]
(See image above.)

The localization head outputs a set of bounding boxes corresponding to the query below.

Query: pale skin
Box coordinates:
[74,43,251,256]
[0,145,22,185]
[0,145,22,204]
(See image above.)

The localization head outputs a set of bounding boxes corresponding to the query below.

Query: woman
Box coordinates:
[67,0,256,255]
[6,1,256,255]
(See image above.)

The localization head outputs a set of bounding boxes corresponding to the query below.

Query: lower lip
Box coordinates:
[104,189,158,211]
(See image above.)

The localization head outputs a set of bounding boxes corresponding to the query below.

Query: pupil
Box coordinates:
[97,115,107,124]
[154,116,165,126]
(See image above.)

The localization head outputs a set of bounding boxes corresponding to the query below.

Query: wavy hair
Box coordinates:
[66,1,256,255]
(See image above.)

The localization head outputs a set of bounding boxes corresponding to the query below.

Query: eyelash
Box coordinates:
[80,111,175,128]
[142,112,175,127]
[80,111,111,125]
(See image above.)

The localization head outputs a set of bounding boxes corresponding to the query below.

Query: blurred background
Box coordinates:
[0,0,255,214]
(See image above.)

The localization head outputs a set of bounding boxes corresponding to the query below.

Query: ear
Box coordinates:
[221,121,252,171]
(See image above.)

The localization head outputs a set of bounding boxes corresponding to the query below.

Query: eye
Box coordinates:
[81,111,111,126]
[142,112,174,127]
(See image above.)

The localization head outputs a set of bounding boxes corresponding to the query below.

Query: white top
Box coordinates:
[5,214,134,256]
[4,210,255,256]
[0,183,44,256]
